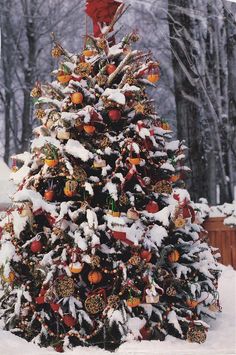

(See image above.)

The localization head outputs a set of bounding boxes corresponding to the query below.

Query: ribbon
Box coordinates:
[86,0,122,37]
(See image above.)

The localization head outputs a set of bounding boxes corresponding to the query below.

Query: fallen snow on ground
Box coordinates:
[0,265,235,355]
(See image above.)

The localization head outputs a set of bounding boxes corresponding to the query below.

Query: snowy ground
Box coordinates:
[0,265,235,355]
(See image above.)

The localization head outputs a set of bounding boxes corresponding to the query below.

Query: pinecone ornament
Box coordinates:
[107,295,120,309]
[56,277,75,298]
[100,136,110,149]
[129,254,141,266]
[51,45,63,58]
[35,109,46,119]
[74,62,92,77]
[187,325,207,344]
[90,255,101,268]
[85,294,106,314]
[153,180,173,194]
[31,86,42,98]
[119,193,129,206]
[96,74,107,86]
[166,286,177,297]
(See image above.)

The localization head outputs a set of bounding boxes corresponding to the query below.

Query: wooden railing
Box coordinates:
[203,217,236,269]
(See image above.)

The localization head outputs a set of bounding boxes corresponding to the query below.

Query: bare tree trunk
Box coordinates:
[168,0,208,201]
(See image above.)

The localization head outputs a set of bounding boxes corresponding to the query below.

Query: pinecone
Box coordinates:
[129,254,141,266]
[74,62,92,77]
[107,295,120,309]
[130,31,140,42]
[35,109,46,119]
[153,180,173,194]
[166,286,177,297]
[51,45,63,58]
[97,38,107,49]
[174,217,186,228]
[119,193,129,206]
[187,325,207,344]
[56,276,75,298]
[90,255,101,268]
[4,223,14,234]
[31,87,42,98]
[85,294,106,314]
[73,166,87,183]
[100,136,110,149]
[96,74,107,86]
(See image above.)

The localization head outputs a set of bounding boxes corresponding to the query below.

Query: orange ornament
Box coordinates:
[57,73,71,83]
[128,157,141,165]
[69,262,84,274]
[126,297,141,308]
[170,174,181,183]
[88,270,102,284]
[2,271,15,283]
[71,92,83,104]
[83,125,96,135]
[168,250,180,263]
[186,299,198,309]
[108,210,121,217]
[45,159,59,167]
[44,189,55,201]
[83,49,96,57]
[147,73,160,84]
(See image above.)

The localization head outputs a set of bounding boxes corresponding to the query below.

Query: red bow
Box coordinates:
[86,0,122,37]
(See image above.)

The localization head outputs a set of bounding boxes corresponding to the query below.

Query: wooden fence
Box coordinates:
[203,217,236,269]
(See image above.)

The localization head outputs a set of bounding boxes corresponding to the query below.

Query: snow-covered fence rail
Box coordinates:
[203,217,236,269]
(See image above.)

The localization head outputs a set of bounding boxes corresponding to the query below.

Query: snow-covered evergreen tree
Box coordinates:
[0,1,221,352]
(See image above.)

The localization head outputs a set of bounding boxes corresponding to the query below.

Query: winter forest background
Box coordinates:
[0,0,236,205]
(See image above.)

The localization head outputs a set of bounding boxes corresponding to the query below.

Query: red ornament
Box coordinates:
[63,314,77,327]
[140,249,152,262]
[54,345,64,353]
[35,296,45,304]
[106,64,117,75]
[108,109,121,121]
[50,303,60,312]
[31,240,42,253]
[140,325,152,340]
[146,201,159,213]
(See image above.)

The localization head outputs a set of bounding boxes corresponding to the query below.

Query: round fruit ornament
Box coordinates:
[31,240,43,253]
[44,189,55,201]
[106,64,117,75]
[71,92,83,104]
[186,299,198,309]
[168,249,180,263]
[57,72,71,84]
[83,49,96,57]
[126,297,141,308]
[147,73,160,83]
[88,270,102,284]
[147,64,160,84]
[69,262,84,274]
[128,157,141,165]
[83,124,96,135]
[140,249,152,262]
[64,180,78,197]
[45,158,59,167]
[108,109,121,122]
[2,271,15,283]
[63,314,76,327]
[146,201,159,213]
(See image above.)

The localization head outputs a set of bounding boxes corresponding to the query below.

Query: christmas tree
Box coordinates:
[0,1,221,352]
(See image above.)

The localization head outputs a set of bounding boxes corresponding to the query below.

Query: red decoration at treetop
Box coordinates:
[86,0,123,37]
